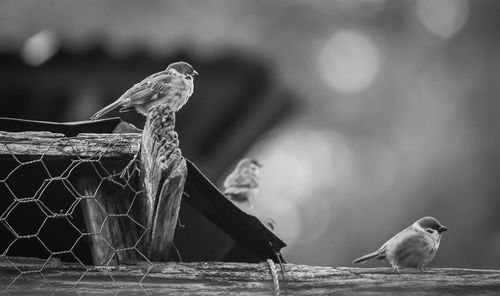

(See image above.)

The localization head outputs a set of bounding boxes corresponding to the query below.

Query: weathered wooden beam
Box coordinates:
[1,259,499,295]
[138,105,187,261]
[0,131,140,158]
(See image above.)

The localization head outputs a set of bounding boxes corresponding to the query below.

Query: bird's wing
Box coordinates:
[137,70,171,84]
[119,76,175,111]
[223,171,238,189]
[380,226,422,255]
[380,226,408,245]
[353,226,420,264]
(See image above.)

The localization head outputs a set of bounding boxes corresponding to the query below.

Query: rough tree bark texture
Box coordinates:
[1,259,499,295]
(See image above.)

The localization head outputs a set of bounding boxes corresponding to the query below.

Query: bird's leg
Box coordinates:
[418,265,426,273]
[391,263,400,272]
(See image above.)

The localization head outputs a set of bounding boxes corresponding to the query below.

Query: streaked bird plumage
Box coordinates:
[352,216,448,271]
[91,61,198,120]
[223,158,262,207]
[223,158,275,230]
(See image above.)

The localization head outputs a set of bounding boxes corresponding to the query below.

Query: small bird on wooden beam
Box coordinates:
[90,61,198,120]
[223,158,276,230]
[352,216,448,271]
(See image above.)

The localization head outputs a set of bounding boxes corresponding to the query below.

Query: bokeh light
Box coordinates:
[249,124,353,245]
[348,138,398,196]
[318,29,381,93]
[20,30,60,66]
[415,0,470,39]
[253,125,353,203]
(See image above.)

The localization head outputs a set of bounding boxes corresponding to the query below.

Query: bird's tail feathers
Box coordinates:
[90,99,123,120]
[352,250,382,264]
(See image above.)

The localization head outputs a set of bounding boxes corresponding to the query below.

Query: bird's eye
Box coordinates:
[425,228,434,234]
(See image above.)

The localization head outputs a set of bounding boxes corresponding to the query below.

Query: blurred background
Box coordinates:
[1,0,500,269]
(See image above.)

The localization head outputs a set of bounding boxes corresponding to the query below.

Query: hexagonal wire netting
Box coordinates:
[0,135,153,292]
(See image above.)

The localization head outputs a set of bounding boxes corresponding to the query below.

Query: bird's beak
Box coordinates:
[192,70,199,76]
[438,226,448,233]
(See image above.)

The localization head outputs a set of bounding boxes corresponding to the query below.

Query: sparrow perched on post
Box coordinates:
[90,61,198,120]
[223,158,276,230]
[352,216,448,271]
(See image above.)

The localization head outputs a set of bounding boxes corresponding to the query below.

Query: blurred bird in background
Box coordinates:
[90,61,198,120]
[223,158,262,208]
[223,158,276,230]
[353,216,448,271]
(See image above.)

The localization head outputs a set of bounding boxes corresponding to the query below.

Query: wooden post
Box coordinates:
[137,105,187,261]
[77,105,186,263]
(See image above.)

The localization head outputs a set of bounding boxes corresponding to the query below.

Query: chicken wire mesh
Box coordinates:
[0,133,156,292]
